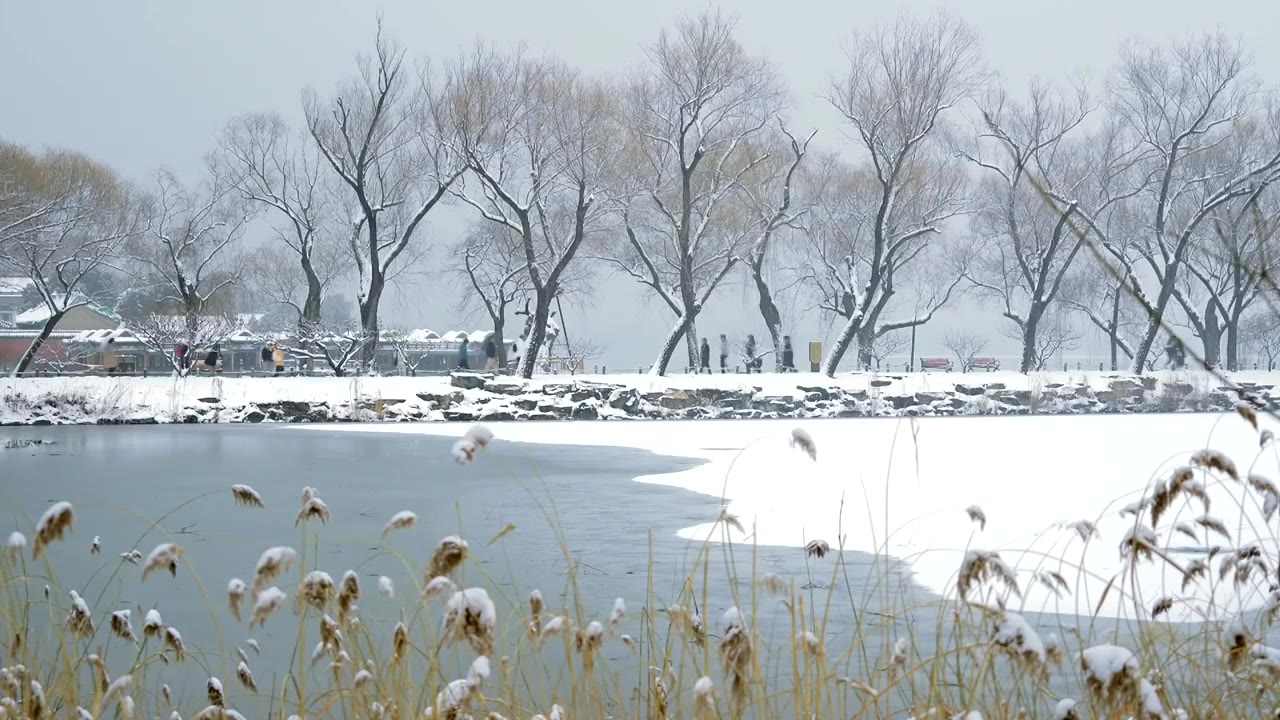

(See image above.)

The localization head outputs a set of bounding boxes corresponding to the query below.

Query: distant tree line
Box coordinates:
[3,10,1279,377]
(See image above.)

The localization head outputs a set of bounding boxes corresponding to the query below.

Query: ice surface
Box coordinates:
[309,406,1280,622]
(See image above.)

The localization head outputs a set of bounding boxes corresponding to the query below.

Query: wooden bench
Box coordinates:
[920,357,953,372]
[971,357,1000,372]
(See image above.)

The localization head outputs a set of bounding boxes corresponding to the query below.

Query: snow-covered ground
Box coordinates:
[298,410,1280,625]
[0,367,1270,412]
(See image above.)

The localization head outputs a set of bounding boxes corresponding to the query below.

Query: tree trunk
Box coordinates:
[822,311,863,377]
[301,261,324,325]
[684,319,700,372]
[1109,288,1122,371]
[1225,318,1240,372]
[518,288,552,380]
[1019,303,1044,374]
[751,264,784,372]
[651,312,692,376]
[856,328,875,370]
[1131,262,1181,373]
[359,273,385,373]
[11,311,65,377]
[1201,301,1222,370]
[493,317,507,368]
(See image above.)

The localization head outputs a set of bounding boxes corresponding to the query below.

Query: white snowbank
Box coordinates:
[302,410,1280,623]
[0,368,1267,416]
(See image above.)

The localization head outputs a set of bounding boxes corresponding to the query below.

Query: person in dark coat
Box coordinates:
[484,337,498,370]
[744,334,757,374]
[718,334,729,373]
[782,336,795,372]
[458,338,470,369]
[698,338,711,374]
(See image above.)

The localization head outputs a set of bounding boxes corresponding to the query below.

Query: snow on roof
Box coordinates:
[468,330,494,343]
[14,304,53,325]
[0,277,34,295]
[406,329,439,342]
[441,330,468,342]
[15,296,122,326]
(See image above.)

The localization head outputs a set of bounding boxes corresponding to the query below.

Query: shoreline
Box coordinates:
[0,368,1273,426]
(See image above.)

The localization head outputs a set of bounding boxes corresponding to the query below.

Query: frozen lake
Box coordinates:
[3,412,1276,716]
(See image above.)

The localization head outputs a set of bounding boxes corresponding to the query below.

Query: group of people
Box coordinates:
[173,341,226,373]
[696,334,798,374]
[456,336,503,371]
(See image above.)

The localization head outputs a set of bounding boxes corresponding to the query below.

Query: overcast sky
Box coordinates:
[3,0,1279,370]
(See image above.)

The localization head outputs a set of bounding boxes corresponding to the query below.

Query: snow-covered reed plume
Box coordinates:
[206,677,224,708]
[789,427,816,461]
[295,494,331,526]
[90,535,100,555]
[719,607,752,707]
[141,543,183,581]
[235,661,256,692]
[957,550,1021,600]
[804,539,830,559]
[32,501,73,558]
[164,627,185,662]
[609,597,626,629]
[423,576,456,600]
[428,535,469,578]
[339,570,359,620]
[391,621,409,663]
[466,656,490,688]
[252,587,287,628]
[452,438,479,464]
[442,587,496,656]
[230,484,264,508]
[352,668,372,691]
[382,510,417,536]
[109,609,137,644]
[965,505,986,530]
[119,549,142,564]
[693,675,717,714]
[143,609,163,639]
[5,531,25,562]
[66,590,93,637]
[227,578,246,620]
[797,630,821,657]
[377,576,394,598]
[576,620,605,671]
[301,570,335,610]
[253,546,296,593]
[466,423,494,449]
[245,638,259,655]
[1081,644,1143,713]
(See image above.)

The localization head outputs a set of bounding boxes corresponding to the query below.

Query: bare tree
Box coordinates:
[819,11,982,376]
[0,142,83,251]
[1173,137,1280,370]
[1061,34,1280,373]
[217,112,349,327]
[452,221,527,367]
[129,312,239,376]
[794,152,967,371]
[136,168,249,338]
[279,320,366,377]
[1061,260,1143,370]
[1000,308,1078,371]
[448,49,617,378]
[961,78,1103,373]
[304,21,464,371]
[0,148,144,375]
[1241,306,1280,370]
[743,122,815,371]
[944,330,988,372]
[603,10,784,376]
[867,329,909,370]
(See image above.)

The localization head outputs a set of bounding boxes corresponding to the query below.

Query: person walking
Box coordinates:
[272,345,286,374]
[744,334,757,374]
[719,334,729,374]
[699,337,711,374]
[458,338,470,370]
[484,336,498,370]
[782,336,795,372]
[204,343,220,372]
